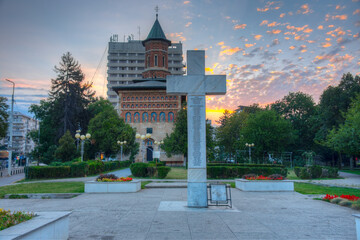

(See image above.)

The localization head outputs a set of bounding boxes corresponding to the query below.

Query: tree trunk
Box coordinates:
[338,152,342,169]
[350,156,354,169]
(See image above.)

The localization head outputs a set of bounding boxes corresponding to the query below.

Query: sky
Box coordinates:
[0,0,359,123]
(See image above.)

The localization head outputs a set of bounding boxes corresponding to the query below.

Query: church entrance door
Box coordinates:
[147,147,153,161]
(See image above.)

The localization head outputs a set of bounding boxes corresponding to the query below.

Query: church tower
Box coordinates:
[142,14,171,79]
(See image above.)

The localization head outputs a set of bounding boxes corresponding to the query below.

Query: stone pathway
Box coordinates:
[0,173,25,187]
[303,171,360,189]
[0,188,358,239]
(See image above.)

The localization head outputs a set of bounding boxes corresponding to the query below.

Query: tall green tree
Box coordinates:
[55,130,77,162]
[271,91,317,151]
[88,100,137,158]
[216,111,249,160]
[241,110,295,160]
[49,52,95,138]
[0,97,9,139]
[324,96,360,168]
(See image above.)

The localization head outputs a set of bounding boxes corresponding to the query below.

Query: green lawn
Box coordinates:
[341,169,360,175]
[0,182,84,198]
[165,167,187,179]
[294,182,360,196]
[286,169,300,180]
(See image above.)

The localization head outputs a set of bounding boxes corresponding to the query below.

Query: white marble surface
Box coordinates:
[235,179,295,192]
[158,201,239,212]
[85,180,141,193]
[166,50,227,208]
[354,214,360,240]
[0,211,71,240]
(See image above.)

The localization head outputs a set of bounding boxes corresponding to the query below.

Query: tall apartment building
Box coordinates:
[0,112,38,155]
[107,38,184,107]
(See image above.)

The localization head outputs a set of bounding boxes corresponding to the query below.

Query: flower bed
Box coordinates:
[322,194,360,210]
[244,174,284,180]
[0,208,35,231]
[235,177,294,191]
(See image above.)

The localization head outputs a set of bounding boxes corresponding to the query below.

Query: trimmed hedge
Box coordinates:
[25,160,132,179]
[130,163,149,177]
[25,166,71,179]
[207,166,287,179]
[294,166,339,179]
[157,166,171,179]
[207,163,286,168]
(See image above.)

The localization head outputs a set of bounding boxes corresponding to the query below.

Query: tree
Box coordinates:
[49,52,95,139]
[215,111,249,161]
[271,92,317,151]
[0,97,9,139]
[162,105,188,157]
[241,110,294,160]
[88,100,137,158]
[55,130,77,162]
[324,96,360,168]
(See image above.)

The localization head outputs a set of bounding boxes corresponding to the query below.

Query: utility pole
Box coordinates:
[5,79,15,176]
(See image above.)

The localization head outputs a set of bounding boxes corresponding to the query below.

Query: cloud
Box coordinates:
[280,13,285,18]
[297,4,312,14]
[318,25,324,30]
[321,42,332,48]
[354,9,360,15]
[185,22,192,27]
[303,28,313,33]
[167,32,186,42]
[270,39,280,46]
[257,7,269,12]
[219,47,242,56]
[205,67,214,74]
[183,1,190,4]
[289,46,296,50]
[332,14,348,20]
[245,43,255,48]
[257,1,281,12]
[217,41,224,45]
[260,20,268,26]
[336,5,345,10]
[299,45,307,52]
[267,29,282,34]
[267,21,280,27]
[254,35,263,40]
[234,24,246,30]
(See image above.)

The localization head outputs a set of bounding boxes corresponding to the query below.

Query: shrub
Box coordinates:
[25,166,71,179]
[242,174,257,179]
[157,166,171,179]
[130,163,148,177]
[70,162,88,177]
[104,161,119,172]
[268,174,284,180]
[208,163,285,168]
[119,160,132,168]
[299,168,311,179]
[96,174,118,181]
[146,166,157,177]
[309,165,322,178]
[87,160,105,175]
[294,167,301,177]
[351,201,360,210]
[49,161,65,166]
[330,198,342,204]
[207,166,287,179]
[338,199,352,207]
[322,167,338,178]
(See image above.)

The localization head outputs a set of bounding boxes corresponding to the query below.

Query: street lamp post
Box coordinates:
[153,140,164,162]
[5,79,15,176]
[135,133,151,162]
[245,143,255,163]
[75,132,91,162]
[75,129,81,151]
[117,140,127,161]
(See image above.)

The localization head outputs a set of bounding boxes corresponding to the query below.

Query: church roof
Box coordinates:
[112,78,167,91]
[142,14,171,46]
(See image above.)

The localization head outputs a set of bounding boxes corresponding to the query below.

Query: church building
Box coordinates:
[112,14,185,165]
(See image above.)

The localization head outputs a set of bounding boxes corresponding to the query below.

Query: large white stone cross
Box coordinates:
[167,50,226,207]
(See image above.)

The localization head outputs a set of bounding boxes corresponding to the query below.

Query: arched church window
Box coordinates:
[144,97,147,100]
[154,55,158,66]
[127,97,130,101]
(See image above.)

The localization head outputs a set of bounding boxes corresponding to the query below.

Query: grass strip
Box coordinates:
[340,170,360,175]
[294,182,360,196]
[0,182,84,198]
[141,181,151,189]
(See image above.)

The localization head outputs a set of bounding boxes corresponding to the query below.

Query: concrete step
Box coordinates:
[145,182,188,188]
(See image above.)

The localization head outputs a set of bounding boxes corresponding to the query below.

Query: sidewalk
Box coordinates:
[0,187,357,239]
[302,171,360,189]
[0,173,25,187]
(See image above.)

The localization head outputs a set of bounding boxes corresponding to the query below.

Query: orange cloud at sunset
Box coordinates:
[219,47,242,56]
[354,9,360,15]
[332,14,348,20]
[205,109,234,125]
[245,43,255,48]
[260,20,268,26]
[280,13,285,18]
[321,42,332,48]
[254,35,263,40]
[289,46,296,50]
[318,25,323,30]
[234,24,246,29]
[297,4,312,14]
[267,29,282,34]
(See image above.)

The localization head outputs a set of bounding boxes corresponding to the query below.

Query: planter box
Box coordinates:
[85,180,141,193]
[0,211,71,240]
[235,179,294,191]
[354,214,360,240]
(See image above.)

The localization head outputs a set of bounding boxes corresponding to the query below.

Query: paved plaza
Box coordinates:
[1,186,358,239]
